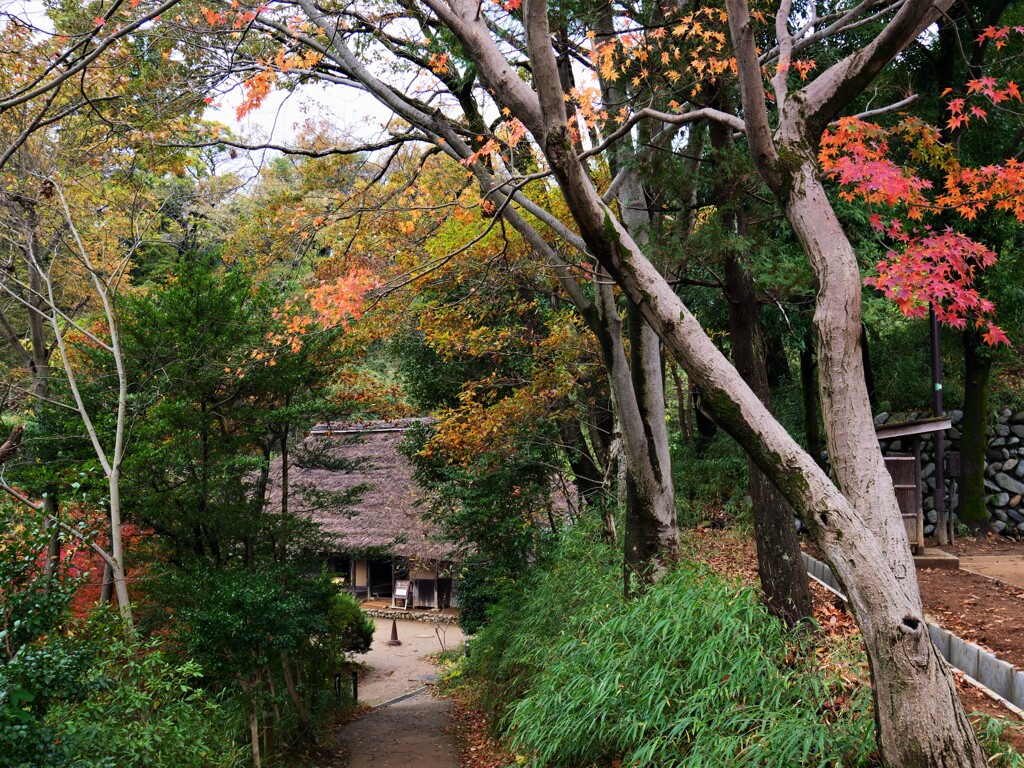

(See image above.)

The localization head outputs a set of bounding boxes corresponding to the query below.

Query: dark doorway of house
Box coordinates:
[369,558,393,598]
[437,578,453,609]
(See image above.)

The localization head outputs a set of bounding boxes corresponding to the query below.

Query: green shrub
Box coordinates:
[162,565,370,754]
[453,552,520,635]
[1,613,244,768]
[328,591,375,656]
[469,527,876,768]
[671,431,751,528]
[972,713,1024,768]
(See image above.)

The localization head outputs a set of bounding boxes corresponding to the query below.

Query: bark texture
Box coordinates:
[779,152,983,768]
[723,0,981,760]
[594,278,678,591]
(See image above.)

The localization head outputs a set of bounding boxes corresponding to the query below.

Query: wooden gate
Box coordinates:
[885,455,923,554]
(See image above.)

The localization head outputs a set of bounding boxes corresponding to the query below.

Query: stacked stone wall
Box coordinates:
[874,408,1024,537]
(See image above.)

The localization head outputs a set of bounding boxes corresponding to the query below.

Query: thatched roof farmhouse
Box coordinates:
[267,418,456,609]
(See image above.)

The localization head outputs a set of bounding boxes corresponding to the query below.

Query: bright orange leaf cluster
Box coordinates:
[820,118,931,213]
[264,268,377,356]
[587,6,734,101]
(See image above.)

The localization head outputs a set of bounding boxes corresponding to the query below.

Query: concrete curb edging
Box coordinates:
[374,686,429,709]
[801,552,1024,713]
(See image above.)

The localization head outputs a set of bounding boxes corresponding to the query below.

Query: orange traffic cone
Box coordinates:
[386,618,401,646]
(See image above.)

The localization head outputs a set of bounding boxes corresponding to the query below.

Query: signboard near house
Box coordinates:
[393,579,410,610]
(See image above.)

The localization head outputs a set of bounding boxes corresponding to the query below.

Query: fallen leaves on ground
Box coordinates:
[447,685,513,768]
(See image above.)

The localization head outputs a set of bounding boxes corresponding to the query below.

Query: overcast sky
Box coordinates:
[207,79,398,147]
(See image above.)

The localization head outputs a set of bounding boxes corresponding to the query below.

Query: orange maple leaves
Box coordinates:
[945,76,1023,132]
[588,7,734,97]
[822,117,1024,225]
[259,268,378,362]
[422,311,594,468]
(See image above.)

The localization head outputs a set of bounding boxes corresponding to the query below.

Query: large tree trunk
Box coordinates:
[709,106,811,626]
[623,301,677,594]
[522,1,981,758]
[594,278,678,593]
[960,328,992,531]
[723,251,812,625]
[780,152,984,766]
[726,0,980,756]
[594,5,678,592]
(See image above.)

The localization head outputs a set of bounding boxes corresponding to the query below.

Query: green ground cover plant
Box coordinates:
[468,525,877,768]
[1,610,245,768]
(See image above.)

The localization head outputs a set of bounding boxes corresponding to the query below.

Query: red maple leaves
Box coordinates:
[863,222,1006,345]
[821,117,1018,345]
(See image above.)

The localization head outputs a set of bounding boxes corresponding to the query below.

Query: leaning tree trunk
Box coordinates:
[520,2,982,757]
[779,152,984,766]
[960,327,992,531]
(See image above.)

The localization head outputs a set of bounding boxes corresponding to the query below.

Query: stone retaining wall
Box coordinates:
[364,607,459,624]
[874,408,1024,537]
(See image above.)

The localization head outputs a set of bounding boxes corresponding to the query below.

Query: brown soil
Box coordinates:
[803,533,1024,672]
[949,532,1024,558]
[917,566,1024,667]
[698,531,1024,733]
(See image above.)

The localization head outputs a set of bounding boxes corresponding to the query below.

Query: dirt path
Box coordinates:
[325,617,464,768]
[354,618,463,706]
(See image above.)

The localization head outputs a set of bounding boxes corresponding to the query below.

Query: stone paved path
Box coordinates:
[337,694,459,768]
[328,617,463,768]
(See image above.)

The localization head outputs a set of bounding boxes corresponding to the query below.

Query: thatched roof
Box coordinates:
[266,418,455,561]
